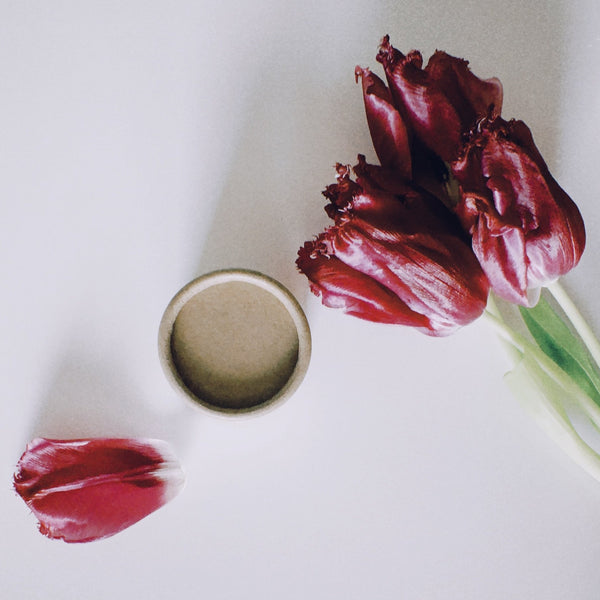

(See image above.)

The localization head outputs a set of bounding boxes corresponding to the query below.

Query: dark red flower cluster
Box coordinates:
[297,35,585,334]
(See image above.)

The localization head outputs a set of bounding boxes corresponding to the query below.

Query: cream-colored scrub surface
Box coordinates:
[170,281,300,410]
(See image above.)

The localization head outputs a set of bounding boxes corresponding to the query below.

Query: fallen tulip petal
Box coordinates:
[14,437,185,543]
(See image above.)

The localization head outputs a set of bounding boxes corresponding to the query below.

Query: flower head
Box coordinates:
[14,437,185,543]
[451,116,586,305]
[297,160,490,336]
[376,35,503,161]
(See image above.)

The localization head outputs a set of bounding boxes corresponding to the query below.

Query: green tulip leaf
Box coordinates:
[505,352,600,482]
[519,297,600,409]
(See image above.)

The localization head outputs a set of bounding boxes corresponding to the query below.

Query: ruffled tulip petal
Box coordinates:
[328,219,489,335]
[14,438,185,543]
[297,162,490,336]
[503,119,586,282]
[297,240,432,329]
[355,66,412,180]
[426,50,503,130]
[376,35,502,161]
[468,202,529,305]
[452,117,585,305]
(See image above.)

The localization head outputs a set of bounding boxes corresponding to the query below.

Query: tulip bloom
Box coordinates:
[297,161,490,336]
[14,438,185,543]
[376,35,503,161]
[452,117,586,306]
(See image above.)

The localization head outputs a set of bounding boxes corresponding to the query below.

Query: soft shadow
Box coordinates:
[472,0,569,170]
[193,67,355,306]
[29,345,197,453]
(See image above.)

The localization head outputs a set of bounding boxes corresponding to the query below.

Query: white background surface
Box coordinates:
[3,1,600,598]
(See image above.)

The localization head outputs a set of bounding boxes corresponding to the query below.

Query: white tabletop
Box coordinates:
[3,1,600,598]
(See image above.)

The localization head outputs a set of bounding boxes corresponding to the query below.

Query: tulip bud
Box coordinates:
[376,35,503,161]
[14,438,185,543]
[452,117,586,306]
[297,161,490,336]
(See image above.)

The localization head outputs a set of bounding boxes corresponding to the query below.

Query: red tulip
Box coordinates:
[376,35,503,161]
[13,438,185,543]
[452,116,586,306]
[297,160,490,336]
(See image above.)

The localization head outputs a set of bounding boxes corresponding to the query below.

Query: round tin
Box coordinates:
[158,269,311,415]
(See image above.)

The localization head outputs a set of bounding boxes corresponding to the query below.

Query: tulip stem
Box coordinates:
[483,309,600,430]
[483,308,600,482]
[546,280,600,371]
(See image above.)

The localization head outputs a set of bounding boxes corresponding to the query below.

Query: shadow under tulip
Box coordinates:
[29,347,195,449]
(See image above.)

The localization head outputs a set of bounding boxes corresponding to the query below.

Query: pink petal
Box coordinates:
[14,438,185,543]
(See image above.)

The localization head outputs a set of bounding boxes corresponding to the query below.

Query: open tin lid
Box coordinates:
[158,269,311,415]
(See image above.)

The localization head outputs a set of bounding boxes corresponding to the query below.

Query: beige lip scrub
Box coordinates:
[159,269,311,415]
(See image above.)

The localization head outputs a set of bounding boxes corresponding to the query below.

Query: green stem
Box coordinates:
[547,280,600,370]
[483,309,600,430]
[484,308,600,481]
